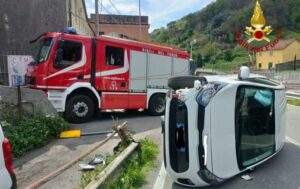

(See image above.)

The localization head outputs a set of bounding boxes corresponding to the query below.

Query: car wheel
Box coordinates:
[65,95,95,123]
[148,94,166,116]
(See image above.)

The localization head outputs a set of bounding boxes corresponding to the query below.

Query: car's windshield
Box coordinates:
[33,37,53,63]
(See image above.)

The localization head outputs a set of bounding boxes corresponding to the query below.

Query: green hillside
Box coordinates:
[151,0,300,72]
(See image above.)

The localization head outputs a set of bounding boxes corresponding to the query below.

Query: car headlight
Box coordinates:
[196,82,227,107]
[197,87,214,107]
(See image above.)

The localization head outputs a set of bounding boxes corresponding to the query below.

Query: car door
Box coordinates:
[46,39,85,87]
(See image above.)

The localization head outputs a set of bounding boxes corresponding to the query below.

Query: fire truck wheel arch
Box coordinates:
[52,82,101,112]
[146,89,167,109]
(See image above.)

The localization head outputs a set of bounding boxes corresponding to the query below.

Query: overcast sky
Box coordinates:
[84,0,215,32]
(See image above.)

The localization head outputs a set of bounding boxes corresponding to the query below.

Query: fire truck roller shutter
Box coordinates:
[147,54,172,88]
[64,83,100,123]
[129,50,147,92]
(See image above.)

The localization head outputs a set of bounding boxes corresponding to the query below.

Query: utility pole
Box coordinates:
[138,0,142,40]
[68,0,72,27]
[190,39,197,59]
[95,0,100,37]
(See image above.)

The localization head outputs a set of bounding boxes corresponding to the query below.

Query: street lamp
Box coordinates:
[190,39,197,60]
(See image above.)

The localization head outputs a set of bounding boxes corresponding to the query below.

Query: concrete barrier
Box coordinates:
[0,85,57,116]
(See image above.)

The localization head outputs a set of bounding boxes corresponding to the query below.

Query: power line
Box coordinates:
[108,0,122,15]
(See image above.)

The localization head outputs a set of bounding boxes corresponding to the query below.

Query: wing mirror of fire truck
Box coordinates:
[54,41,64,68]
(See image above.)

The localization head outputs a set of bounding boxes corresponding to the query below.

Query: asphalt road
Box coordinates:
[15,110,162,189]
[160,105,300,189]
[15,106,300,189]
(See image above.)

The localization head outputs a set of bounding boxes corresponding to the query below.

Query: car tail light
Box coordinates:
[2,138,14,175]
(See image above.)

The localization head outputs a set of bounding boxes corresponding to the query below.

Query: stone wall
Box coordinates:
[0,86,57,116]
[0,0,67,56]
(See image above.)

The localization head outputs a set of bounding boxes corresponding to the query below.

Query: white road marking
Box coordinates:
[286,136,300,146]
[153,163,167,189]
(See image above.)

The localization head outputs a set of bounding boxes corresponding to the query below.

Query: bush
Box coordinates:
[1,115,69,158]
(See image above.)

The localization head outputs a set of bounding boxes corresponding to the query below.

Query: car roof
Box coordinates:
[204,74,285,89]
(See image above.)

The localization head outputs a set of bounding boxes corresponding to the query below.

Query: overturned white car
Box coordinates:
[163,67,286,187]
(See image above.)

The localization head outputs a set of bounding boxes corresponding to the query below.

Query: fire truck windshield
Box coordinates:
[33,37,53,63]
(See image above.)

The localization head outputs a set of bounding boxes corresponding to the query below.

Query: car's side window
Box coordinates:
[235,86,275,169]
[105,46,124,67]
[54,40,82,69]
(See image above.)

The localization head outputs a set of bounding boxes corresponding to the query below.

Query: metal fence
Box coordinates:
[254,70,300,81]
[276,60,300,71]
[0,55,8,85]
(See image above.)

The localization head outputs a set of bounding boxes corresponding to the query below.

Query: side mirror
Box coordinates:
[54,41,64,68]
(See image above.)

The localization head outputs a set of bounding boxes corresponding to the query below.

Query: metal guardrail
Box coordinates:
[286,92,300,99]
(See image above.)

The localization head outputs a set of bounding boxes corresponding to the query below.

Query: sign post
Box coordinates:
[7,55,33,86]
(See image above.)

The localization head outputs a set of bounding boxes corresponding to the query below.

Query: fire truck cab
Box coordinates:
[26,29,190,123]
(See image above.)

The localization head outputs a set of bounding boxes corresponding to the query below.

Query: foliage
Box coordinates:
[151,0,300,72]
[80,139,133,188]
[104,139,159,189]
[287,98,300,106]
[80,139,159,189]
[80,154,116,188]
[1,115,69,157]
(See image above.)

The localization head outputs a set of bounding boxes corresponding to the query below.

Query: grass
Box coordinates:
[80,154,116,188]
[80,139,130,188]
[104,139,159,189]
[287,98,300,106]
[80,138,159,189]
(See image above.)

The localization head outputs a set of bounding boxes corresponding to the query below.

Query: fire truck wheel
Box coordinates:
[148,94,166,116]
[168,76,208,90]
[65,95,95,123]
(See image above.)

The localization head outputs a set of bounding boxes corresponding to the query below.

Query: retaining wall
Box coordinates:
[0,86,57,116]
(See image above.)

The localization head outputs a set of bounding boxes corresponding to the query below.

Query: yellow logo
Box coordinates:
[245,0,272,43]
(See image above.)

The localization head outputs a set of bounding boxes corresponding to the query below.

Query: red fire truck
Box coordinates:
[26,29,191,123]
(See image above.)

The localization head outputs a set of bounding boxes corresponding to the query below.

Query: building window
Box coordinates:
[269,51,273,56]
[268,62,273,69]
[258,63,262,69]
[259,52,262,56]
[99,31,105,35]
[54,40,82,69]
[105,46,124,66]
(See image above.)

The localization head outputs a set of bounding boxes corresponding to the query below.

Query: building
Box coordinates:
[0,0,92,56]
[0,0,93,85]
[89,14,150,41]
[256,39,300,70]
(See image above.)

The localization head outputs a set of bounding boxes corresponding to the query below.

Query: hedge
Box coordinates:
[1,115,69,158]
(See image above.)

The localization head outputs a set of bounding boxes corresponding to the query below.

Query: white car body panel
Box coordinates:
[210,84,240,179]
[164,74,286,187]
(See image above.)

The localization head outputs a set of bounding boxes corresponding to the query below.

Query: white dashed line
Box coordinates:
[286,136,300,146]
